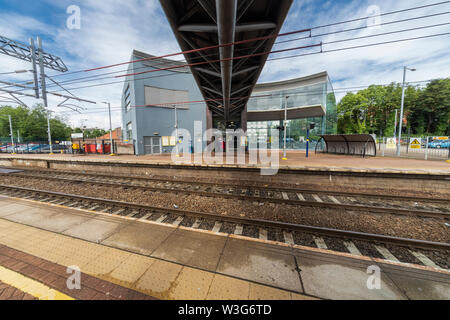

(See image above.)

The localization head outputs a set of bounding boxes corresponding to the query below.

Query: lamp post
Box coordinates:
[102,102,115,155]
[397,66,416,156]
[282,96,290,160]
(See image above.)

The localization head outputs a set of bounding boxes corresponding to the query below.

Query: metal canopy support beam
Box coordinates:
[216,0,237,122]
[178,22,276,33]
[202,86,223,96]
[178,33,221,73]
[237,0,256,21]
[197,0,217,23]
[179,3,201,24]
[232,65,259,77]
[196,67,222,78]
[231,85,252,97]
[196,72,222,94]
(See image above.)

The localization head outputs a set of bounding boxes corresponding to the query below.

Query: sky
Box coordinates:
[0,0,449,130]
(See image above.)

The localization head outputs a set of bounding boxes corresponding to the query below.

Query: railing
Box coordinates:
[377,137,450,160]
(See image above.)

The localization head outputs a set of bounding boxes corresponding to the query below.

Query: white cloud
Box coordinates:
[260,0,450,102]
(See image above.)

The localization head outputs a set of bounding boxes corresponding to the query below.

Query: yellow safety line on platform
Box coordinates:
[0,266,74,300]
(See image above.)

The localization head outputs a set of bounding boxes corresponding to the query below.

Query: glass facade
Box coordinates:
[246,74,337,150]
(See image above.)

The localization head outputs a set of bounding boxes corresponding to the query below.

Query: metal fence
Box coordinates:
[377,137,450,160]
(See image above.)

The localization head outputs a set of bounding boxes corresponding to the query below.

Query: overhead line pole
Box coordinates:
[8,115,15,154]
[37,36,53,155]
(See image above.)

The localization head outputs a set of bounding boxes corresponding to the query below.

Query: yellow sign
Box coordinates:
[162,136,170,147]
[387,138,396,149]
[410,138,422,149]
[72,143,80,150]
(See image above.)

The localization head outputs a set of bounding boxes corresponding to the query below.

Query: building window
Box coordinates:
[144,86,189,109]
[124,84,131,112]
[126,122,133,141]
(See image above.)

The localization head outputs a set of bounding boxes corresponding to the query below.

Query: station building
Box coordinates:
[121,50,207,155]
[246,72,337,149]
[122,50,337,155]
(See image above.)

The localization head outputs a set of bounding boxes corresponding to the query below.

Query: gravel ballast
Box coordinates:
[0,175,448,244]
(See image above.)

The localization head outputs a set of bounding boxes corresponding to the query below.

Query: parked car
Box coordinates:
[40,144,67,153]
[428,140,450,149]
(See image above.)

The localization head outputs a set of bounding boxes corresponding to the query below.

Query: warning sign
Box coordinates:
[410,138,422,149]
[387,138,396,149]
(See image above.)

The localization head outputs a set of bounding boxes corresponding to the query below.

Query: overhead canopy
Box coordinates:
[159,0,293,122]
[317,134,377,157]
[247,105,326,122]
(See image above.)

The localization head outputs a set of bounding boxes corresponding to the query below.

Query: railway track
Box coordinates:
[1,169,449,220]
[0,184,448,271]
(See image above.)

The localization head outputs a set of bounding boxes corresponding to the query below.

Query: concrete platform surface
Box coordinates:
[0,152,449,175]
[0,196,448,300]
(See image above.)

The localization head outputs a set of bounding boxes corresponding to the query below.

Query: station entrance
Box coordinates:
[143,136,162,155]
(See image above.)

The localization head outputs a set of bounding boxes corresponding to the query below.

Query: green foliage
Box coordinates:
[0,104,72,141]
[337,79,450,136]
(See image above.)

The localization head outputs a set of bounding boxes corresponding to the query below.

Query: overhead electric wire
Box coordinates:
[2,5,450,93]
[78,0,450,73]
[53,79,435,116]
[20,0,449,81]
[38,28,450,96]
[13,10,449,93]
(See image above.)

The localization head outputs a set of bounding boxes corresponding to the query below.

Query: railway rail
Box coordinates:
[0,184,448,271]
[1,169,449,220]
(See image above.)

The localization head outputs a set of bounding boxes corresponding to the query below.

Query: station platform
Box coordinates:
[0,196,448,300]
[0,152,449,175]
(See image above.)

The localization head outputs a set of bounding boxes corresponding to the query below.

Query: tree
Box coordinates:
[0,104,72,141]
[409,79,450,135]
[335,79,449,136]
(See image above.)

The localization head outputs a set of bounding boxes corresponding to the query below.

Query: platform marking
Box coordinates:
[328,196,341,204]
[139,213,152,221]
[409,250,440,269]
[0,266,74,300]
[312,194,323,203]
[313,236,328,249]
[296,193,305,201]
[234,224,243,235]
[212,222,222,233]
[259,228,268,241]
[172,216,184,227]
[283,231,294,245]
[343,241,362,256]
[282,192,289,200]
[375,246,400,262]
[155,214,167,223]
[191,219,201,229]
